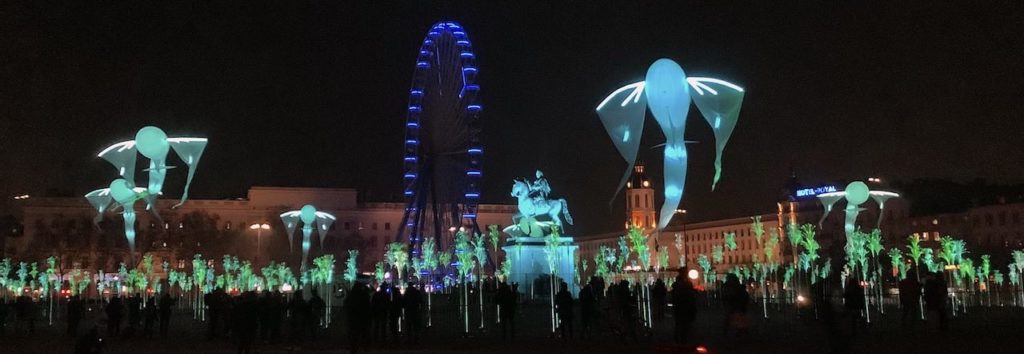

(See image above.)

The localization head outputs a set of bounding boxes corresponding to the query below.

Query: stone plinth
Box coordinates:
[502,236,578,296]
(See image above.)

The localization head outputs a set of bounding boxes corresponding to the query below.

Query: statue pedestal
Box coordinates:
[502,236,579,297]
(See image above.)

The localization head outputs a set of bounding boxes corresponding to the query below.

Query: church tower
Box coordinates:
[625,163,657,230]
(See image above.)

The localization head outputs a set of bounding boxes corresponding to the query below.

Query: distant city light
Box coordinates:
[12,194,30,200]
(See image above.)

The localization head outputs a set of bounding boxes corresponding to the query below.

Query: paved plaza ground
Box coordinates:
[4,295,1024,353]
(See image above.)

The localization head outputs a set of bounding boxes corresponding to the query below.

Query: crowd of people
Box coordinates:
[0,266,969,353]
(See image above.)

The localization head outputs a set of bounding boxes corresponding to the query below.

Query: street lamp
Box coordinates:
[249,223,270,264]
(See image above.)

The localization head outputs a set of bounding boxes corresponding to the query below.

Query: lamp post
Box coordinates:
[250,223,270,265]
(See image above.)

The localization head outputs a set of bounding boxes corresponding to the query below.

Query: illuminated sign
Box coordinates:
[795,185,838,198]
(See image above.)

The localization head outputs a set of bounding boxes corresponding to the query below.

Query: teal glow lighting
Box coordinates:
[281,204,336,271]
[596,59,745,231]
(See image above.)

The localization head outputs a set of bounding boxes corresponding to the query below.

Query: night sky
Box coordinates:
[2,1,1022,235]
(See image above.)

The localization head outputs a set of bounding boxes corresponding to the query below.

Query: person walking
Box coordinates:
[309,291,326,341]
[924,271,948,331]
[127,293,142,333]
[670,272,697,345]
[496,281,517,341]
[898,274,922,327]
[843,277,865,335]
[15,293,35,335]
[387,284,403,340]
[404,283,424,344]
[578,278,598,339]
[722,274,750,337]
[143,297,158,337]
[345,283,371,354]
[67,295,85,337]
[651,278,668,322]
[555,281,575,340]
[370,285,390,343]
[158,292,174,337]
[105,296,124,337]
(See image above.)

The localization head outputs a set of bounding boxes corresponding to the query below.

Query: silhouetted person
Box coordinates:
[288,294,309,347]
[722,274,749,337]
[158,292,174,337]
[345,283,371,354]
[67,295,85,337]
[0,299,8,335]
[555,281,574,339]
[924,271,948,331]
[206,288,223,339]
[143,297,158,337]
[843,277,865,335]
[388,284,403,338]
[671,272,697,344]
[615,280,639,343]
[309,292,325,341]
[404,284,423,344]
[578,279,598,339]
[898,275,922,327]
[371,285,390,342]
[15,293,35,335]
[496,281,517,341]
[235,291,260,354]
[651,278,668,321]
[814,275,848,354]
[127,293,142,331]
[271,291,284,341]
[106,297,124,337]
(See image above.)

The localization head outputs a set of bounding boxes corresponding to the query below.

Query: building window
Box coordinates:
[645,195,650,208]
[999,212,1007,226]
[344,222,351,230]
[634,195,640,208]
[1013,212,1021,224]
[985,214,993,227]
[385,222,391,230]
[372,223,378,231]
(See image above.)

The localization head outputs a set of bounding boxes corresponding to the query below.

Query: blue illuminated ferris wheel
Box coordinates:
[396,21,483,256]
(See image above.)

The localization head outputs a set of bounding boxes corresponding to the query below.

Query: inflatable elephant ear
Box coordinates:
[85,189,113,229]
[688,77,744,190]
[98,141,139,185]
[816,192,845,229]
[168,138,208,208]
[280,211,301,253]
[870,191,899,227]
[315,212,336,250]
[596,80,647,204]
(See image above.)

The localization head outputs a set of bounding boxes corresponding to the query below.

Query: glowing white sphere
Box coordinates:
[109,179,136,205]
[845,181,870,206]
[687,269,699,280]
[135,126,169,159]
[300,204,316,223]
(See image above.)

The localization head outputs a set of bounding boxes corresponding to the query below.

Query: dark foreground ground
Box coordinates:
[4,297,1024,353]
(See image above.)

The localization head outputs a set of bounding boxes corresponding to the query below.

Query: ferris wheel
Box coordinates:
[396,21,483,257]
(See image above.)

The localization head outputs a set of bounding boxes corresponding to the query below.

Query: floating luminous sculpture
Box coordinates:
[85,179,149,260]
[280,204,336,271]
[97,126,208,209]
[816,181,899,236]
[87,126,207,263]
[597,58,744,230]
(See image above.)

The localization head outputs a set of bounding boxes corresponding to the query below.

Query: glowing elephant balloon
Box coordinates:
[84,179,149,261]
[816,181,900,236]
[597,58,745,230]
[280,204,336,271]
[97,126,208,209]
